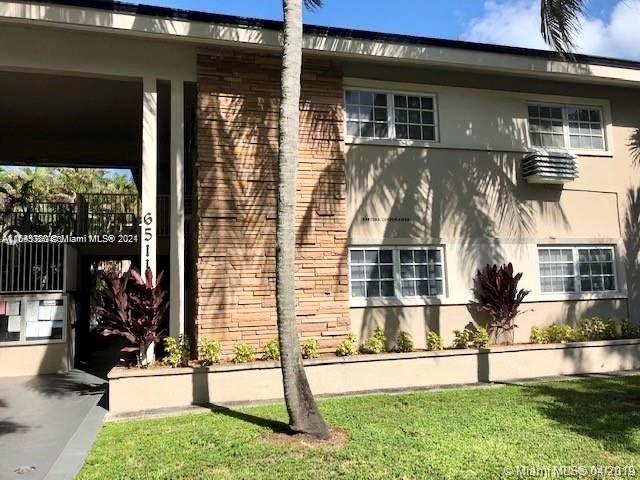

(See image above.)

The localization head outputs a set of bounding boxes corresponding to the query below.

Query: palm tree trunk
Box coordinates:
[276,0,330,440]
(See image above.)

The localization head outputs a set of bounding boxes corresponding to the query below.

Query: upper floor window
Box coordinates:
[349,247,445,300]
[345,89,438,142]
[528,104,605,151]
[537,246,616,294]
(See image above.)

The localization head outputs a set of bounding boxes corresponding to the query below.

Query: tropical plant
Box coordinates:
[472,327,490,348]
[233,344,257,364]
[530,326,549,344]
[621,319,640,339]
[198,338,222,366]
[360,326,387,354]
[301,338,320,359]
[577,317,618,341]
[263,338,281,361]
[452,329,472,349]
[545,323,577,343]
[95,268,169,367]
[472,263,530,344]
[275,0,330,439]
[396,331,414,353]
[164,335,190,368]
[426,331,443,351]
[336,333,358,357]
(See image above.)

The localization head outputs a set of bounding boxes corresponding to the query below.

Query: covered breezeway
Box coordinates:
[0,21,198,377]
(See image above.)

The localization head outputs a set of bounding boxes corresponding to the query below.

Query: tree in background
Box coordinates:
[540,0,586,53]
[0,166,136,206]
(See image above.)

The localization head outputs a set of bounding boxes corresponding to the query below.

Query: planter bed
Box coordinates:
[108,339,640,416]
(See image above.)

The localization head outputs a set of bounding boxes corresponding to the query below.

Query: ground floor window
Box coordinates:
[537,246,616,294]
[349,246,445,300]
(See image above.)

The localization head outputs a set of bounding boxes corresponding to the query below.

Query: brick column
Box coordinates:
[195,49,349,356]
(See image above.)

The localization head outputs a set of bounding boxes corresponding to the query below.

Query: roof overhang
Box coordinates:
[2,0,640,87]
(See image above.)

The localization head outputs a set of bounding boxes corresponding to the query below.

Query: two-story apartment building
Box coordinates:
[1,0,639,376]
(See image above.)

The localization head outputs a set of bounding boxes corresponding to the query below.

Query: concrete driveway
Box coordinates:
[0,370,106,480]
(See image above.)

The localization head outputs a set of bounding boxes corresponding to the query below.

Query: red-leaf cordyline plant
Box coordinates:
[472,263,530,345]
[95,268,169,367]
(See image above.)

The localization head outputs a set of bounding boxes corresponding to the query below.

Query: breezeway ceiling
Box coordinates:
[0,70,142,168]
[0,71,141,137]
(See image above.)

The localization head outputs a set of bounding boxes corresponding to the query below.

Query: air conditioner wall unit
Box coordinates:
[522,150,578,184]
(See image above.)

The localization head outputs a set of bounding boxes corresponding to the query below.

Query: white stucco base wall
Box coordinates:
[108,339,640,416]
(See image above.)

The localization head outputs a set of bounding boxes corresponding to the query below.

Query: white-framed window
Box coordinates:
[349,248,395,298]
[527,104,606,151]
[345,89,438,141]
[537,246,616,294]
[349,246,445,299]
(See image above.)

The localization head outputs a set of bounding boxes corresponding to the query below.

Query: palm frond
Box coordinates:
[540,0,587,54]
[303,0,323,10]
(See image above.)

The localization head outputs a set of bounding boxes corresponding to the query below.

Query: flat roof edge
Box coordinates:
[22,0,640,71]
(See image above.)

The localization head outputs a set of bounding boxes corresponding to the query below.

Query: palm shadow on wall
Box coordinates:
[625,127,640,326]
[539,127,640,446]
[346,141,569,345]
[196,54,350,359]
[196,52,279,353]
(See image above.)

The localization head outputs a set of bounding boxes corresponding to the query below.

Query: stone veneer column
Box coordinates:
[195,49,349,356]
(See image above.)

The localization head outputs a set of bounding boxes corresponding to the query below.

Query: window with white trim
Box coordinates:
[528,104,605,151]
[399,249,444,297]
[350,247,445,299]
[538,246,616,294]
[349,249,394,298]
[345,90,389,138]
[345,89,438,141]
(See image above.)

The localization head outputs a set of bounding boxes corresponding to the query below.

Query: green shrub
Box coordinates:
[472,327,490,348]
[603,319,619,340]
[336,333,358,356]
[545,324,576,344]
[232,343,256,364]
[301,338,320,359]
[576,317,619,341]
[621,319,640,339]
[360,326,387,354]
[530,326,549,344]
[396,331,414,353]
[426,331,443,351]
[198,338,221,366]
[452,329,472,349]
[263,338,280,361]
[164,335,190,368]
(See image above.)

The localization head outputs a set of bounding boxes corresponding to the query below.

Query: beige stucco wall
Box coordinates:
[488,341,640,381]
[351,299,627,349]
[0,343,69,377]
[108,352,481,414]
[108,340,640,415]
[345,64,640,340]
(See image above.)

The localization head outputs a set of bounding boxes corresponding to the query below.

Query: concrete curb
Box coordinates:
[43,378,107,480]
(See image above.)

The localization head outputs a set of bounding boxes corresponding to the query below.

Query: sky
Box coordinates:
[140,0,640,61]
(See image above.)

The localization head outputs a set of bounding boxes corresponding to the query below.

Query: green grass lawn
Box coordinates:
[79,375,640,479]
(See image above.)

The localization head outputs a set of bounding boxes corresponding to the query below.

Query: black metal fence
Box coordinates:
[0,242,65,292]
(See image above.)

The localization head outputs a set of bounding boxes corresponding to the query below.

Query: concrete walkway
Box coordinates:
[0,370,106,480]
